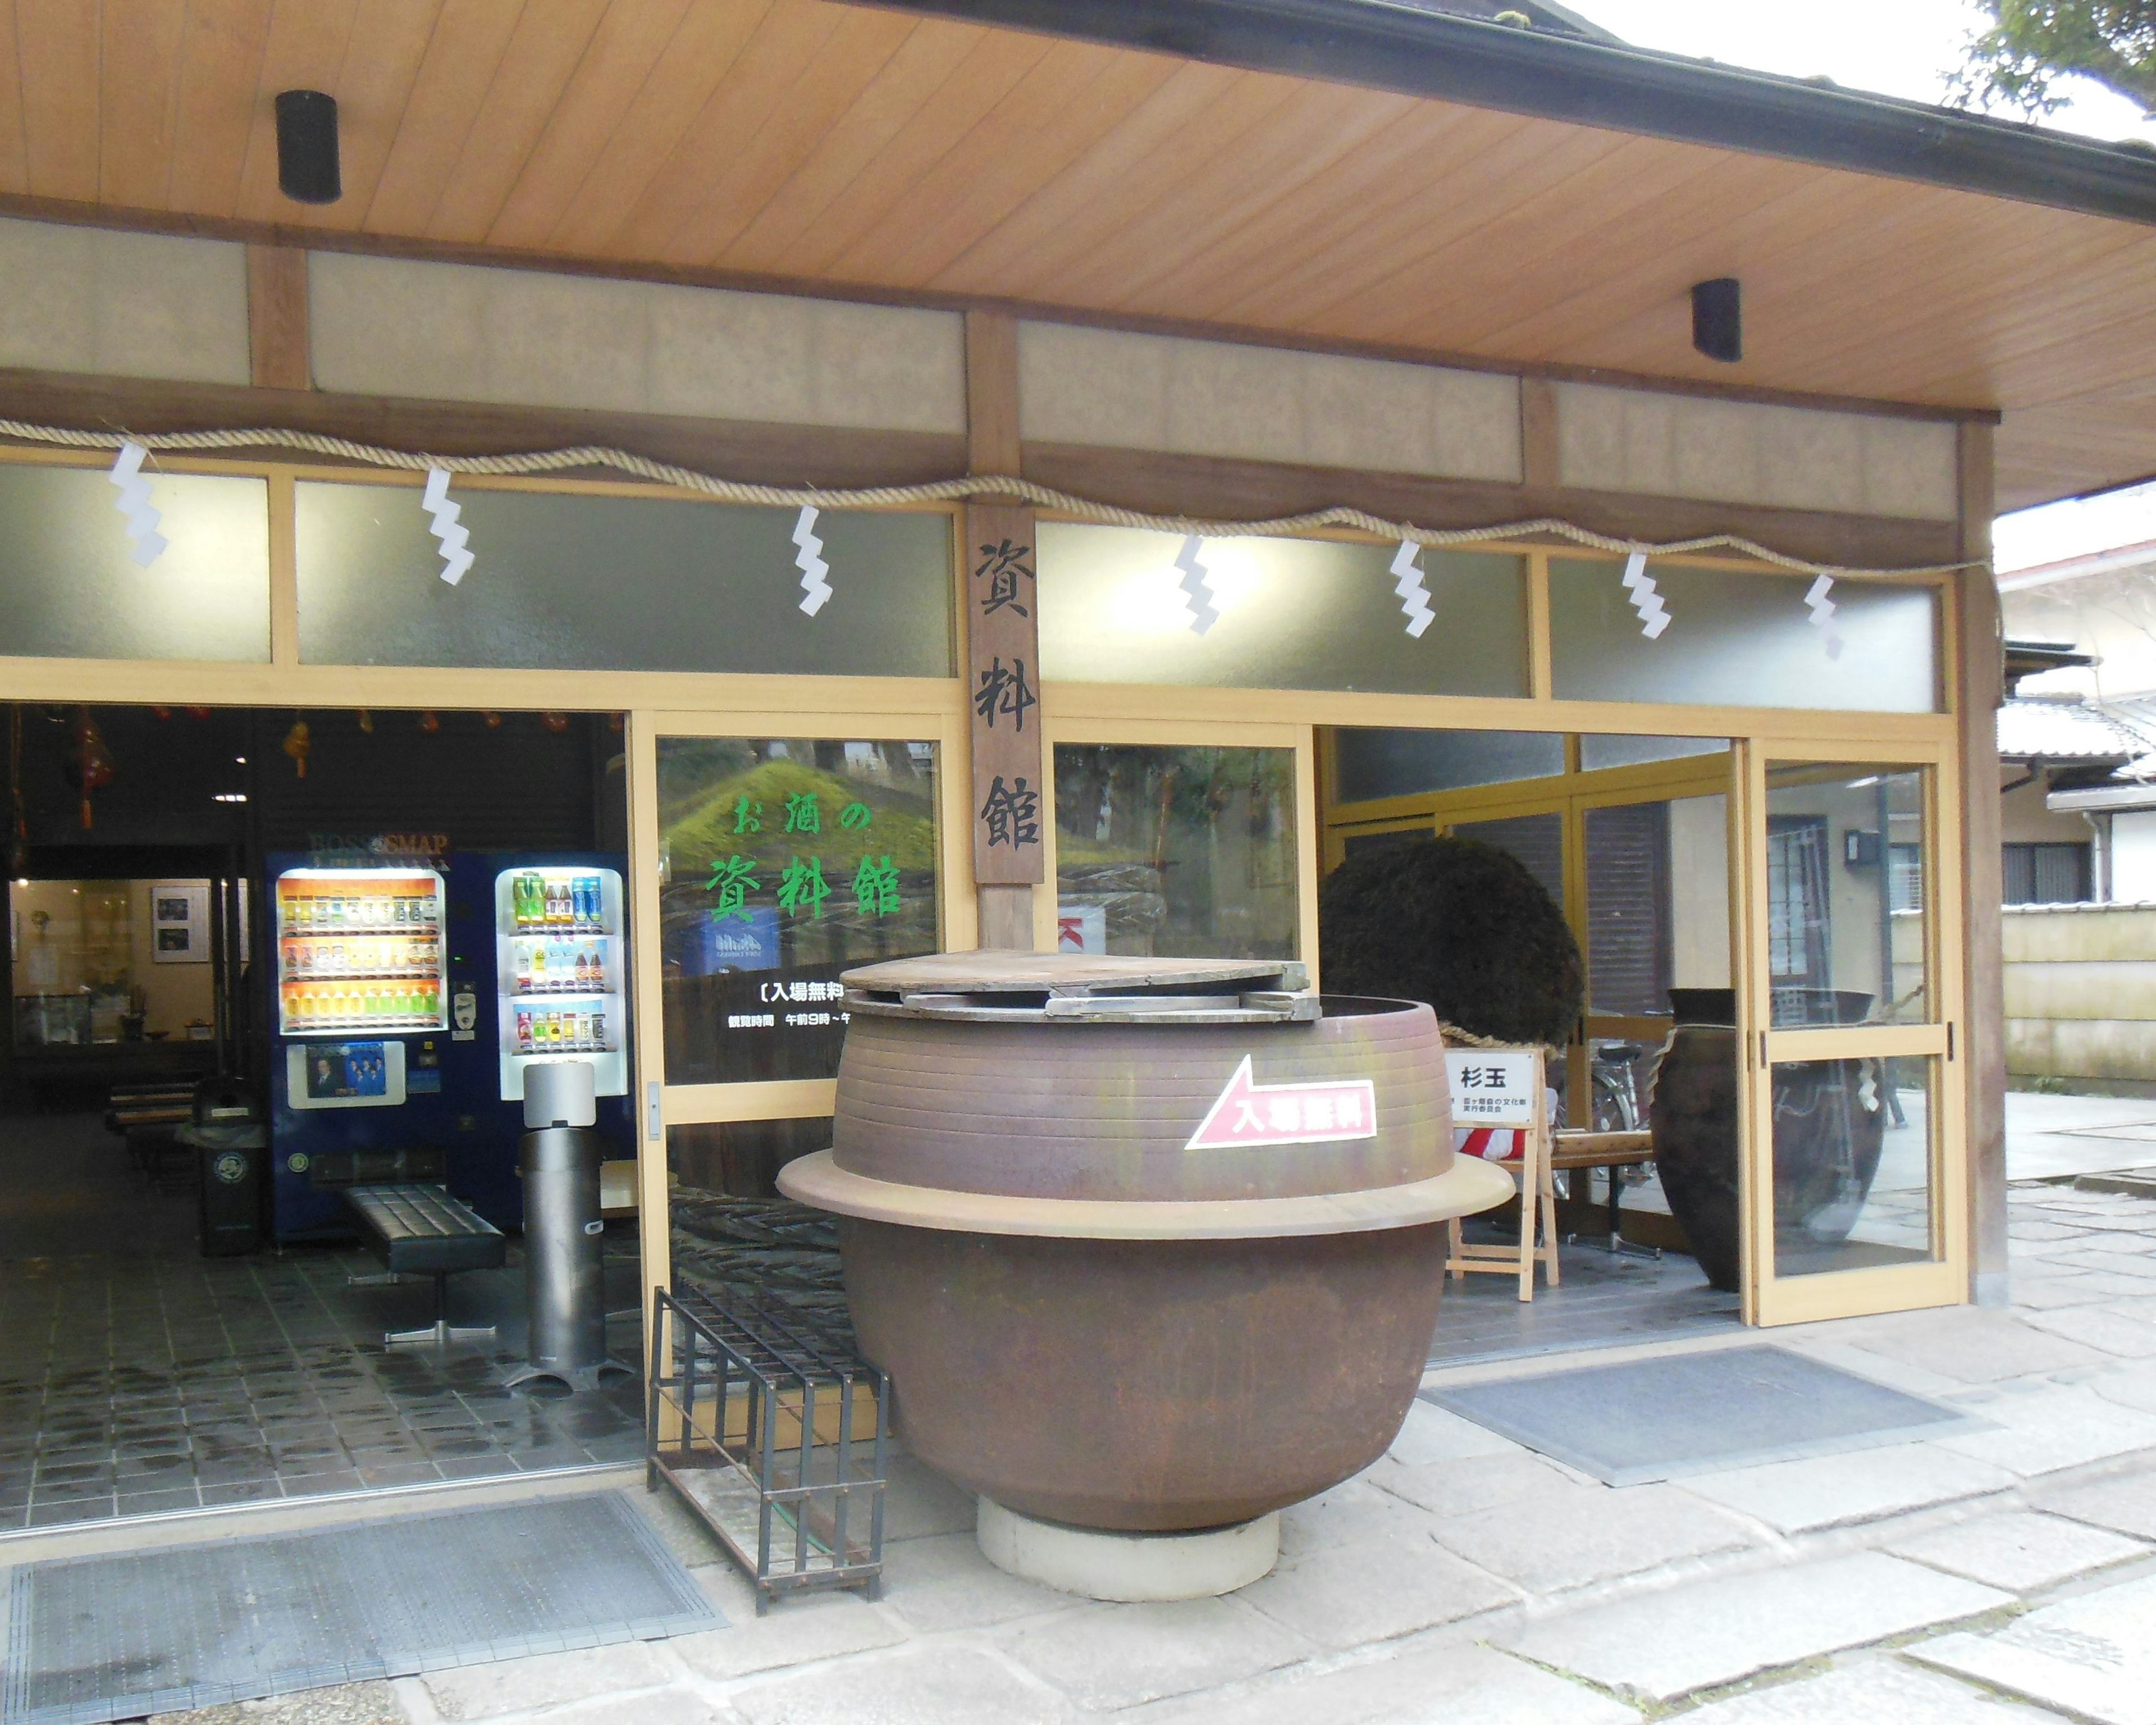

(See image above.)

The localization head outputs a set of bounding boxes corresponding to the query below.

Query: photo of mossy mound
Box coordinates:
[1319,834,1583,1046]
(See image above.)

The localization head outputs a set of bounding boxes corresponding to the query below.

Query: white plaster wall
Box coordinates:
[1554,381,1959,523]
[0,217,249,386]
[1016,321,1523,483]
[2109,811,2156,903]
[309,253,966,435]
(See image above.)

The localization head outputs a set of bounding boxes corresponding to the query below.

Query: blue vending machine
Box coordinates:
[268,851,631,1241]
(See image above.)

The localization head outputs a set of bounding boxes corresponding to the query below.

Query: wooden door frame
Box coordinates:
[1735,737,1966,1326]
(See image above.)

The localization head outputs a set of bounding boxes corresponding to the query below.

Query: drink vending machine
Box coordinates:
[268,852,631,1241]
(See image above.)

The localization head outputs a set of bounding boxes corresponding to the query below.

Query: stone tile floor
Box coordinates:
[118,1176,2156,1723]
[0,1245,646,1530]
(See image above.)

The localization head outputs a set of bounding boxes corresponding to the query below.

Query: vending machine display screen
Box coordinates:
[275,868,448,1034]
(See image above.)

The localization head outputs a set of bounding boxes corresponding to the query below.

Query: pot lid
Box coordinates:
[841,951,1316,1025]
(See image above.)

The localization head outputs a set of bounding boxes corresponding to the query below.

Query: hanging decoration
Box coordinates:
[1620,551,1670,639]
[792,505,832,616]
[482,710,503,729]
[1175,536,1220,636]
[356,709,374,733]
[1390,541,1435,639]
[1,419,1974,584]
[281,718,310,778]
[541,712,569,733]
[1804,574,1846,660]
[418,710,441,734]
[421,467,473,586]
[184,706,211,720]
[107,441,168,568]
[66,708,116,830]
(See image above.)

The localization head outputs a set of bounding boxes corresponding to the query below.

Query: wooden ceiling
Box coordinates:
[2,0,2152,510]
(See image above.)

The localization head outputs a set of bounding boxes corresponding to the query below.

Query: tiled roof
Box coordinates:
[1998,697,2156,765]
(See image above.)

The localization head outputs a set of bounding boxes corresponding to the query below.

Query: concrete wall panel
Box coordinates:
[0,217,248,386]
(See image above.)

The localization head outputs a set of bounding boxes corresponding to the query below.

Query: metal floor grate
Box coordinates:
[2,1492,721,1725]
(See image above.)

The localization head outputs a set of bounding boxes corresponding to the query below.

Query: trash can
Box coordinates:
[183,1080,265,1257]
[509,1060,629,1391]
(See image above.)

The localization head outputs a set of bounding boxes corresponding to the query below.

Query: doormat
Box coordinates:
[2,1492,721,1725]
[1423,1345,1985,1486]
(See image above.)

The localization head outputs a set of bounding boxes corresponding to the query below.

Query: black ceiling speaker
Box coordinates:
[275,90,341,205]
[1691,277,1742,364]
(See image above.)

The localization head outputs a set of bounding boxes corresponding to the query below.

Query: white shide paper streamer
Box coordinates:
[421,467,474,586]
[1175,536,1220,636]
[1805,573,1845,660]
[1621,550,1670,639]
[793,505,832,616]
[1391,541,1435,638]
[107,441,168,568]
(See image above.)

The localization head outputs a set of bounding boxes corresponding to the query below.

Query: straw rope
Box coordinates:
[0,419,1983,581]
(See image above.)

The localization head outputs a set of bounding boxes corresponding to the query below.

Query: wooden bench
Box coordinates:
[1551,1129,1657,1248]
[345,1183,506,1347]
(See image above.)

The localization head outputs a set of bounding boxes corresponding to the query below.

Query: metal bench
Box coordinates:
[345,1183,506,1347]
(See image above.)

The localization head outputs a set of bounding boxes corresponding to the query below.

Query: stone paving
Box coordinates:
[149,1178,2156,1724]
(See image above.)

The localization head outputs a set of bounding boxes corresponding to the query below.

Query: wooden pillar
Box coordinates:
[963,311,1042,950]
[246,246,311,391]
[1957,421,2008,1307]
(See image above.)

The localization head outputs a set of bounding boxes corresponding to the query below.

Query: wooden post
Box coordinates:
[964,311,1042,951]
[1958,421,2008,1307]
[246,246,311,392]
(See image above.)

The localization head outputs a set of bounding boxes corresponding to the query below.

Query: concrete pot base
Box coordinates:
[975,1496,1281,1601]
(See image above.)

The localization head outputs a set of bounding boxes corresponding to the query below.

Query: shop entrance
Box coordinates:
[1324,725,1746,1360]
[2,702,643,1531]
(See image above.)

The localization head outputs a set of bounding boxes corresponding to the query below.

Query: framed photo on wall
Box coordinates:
[151,880,211,965]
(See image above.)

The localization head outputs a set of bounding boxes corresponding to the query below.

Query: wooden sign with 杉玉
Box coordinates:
[967,503,1045,887]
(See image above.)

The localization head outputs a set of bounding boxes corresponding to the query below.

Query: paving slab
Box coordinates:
[1277,1477,1443,1557]
[1911,1571,2156,1724]
[1499,1552,2011,1704]
[1887,1509,2149,1593]
[1127,1641,1636,1725]
[421,1641,677,1720]
[2016,1271,2156,1306]
[1935,1385,2156,1477]
[1675,1440,2015,1534]
[999,1595,1317,1710]
[1675,1657,2070,1722]
[873,1530,1075,1633]
[674,1566,907,1682]
[151,1683,410,1725]
[2020,1306,2156,1358]
[730,1646,1073,1725]
[1366,1449,1575,1519]
[880,1454,976,1542]
[2049,1250,2156,1282]
[1427,1478,1759,1595]
[495,1691,732,1725]
[1822,1310,2108,1384]
[1392,1397,1528,1463]
[1239,1526,1519,1650]
[2031,1466,2156,1539]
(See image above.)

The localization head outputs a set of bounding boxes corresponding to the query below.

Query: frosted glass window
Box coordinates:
[1333,729,1563,804]
[1579,734,1730,772]
[297,483,953,676]
[1038,523,1525,696]
[0,465,270,661]
[1550,559,1938,712]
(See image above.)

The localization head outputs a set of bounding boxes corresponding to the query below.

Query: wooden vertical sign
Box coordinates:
[967,503,1045,888]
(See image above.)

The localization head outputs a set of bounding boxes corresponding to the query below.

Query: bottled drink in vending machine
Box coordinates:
[516,1007,533,1052]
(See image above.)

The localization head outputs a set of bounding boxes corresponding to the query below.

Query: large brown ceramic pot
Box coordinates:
[1650,988,1890,1293]
[779,952,1511,1533]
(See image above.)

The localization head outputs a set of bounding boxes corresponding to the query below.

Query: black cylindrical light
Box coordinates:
[1691,277,1742,364]
[275,90,341,205]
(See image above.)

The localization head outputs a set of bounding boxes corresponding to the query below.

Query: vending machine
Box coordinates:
[268,851,632,1241]
[495,863,628,1103]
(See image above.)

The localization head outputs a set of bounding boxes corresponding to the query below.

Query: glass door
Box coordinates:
[1738,743,1965,1324]
[623,705,972,1307]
